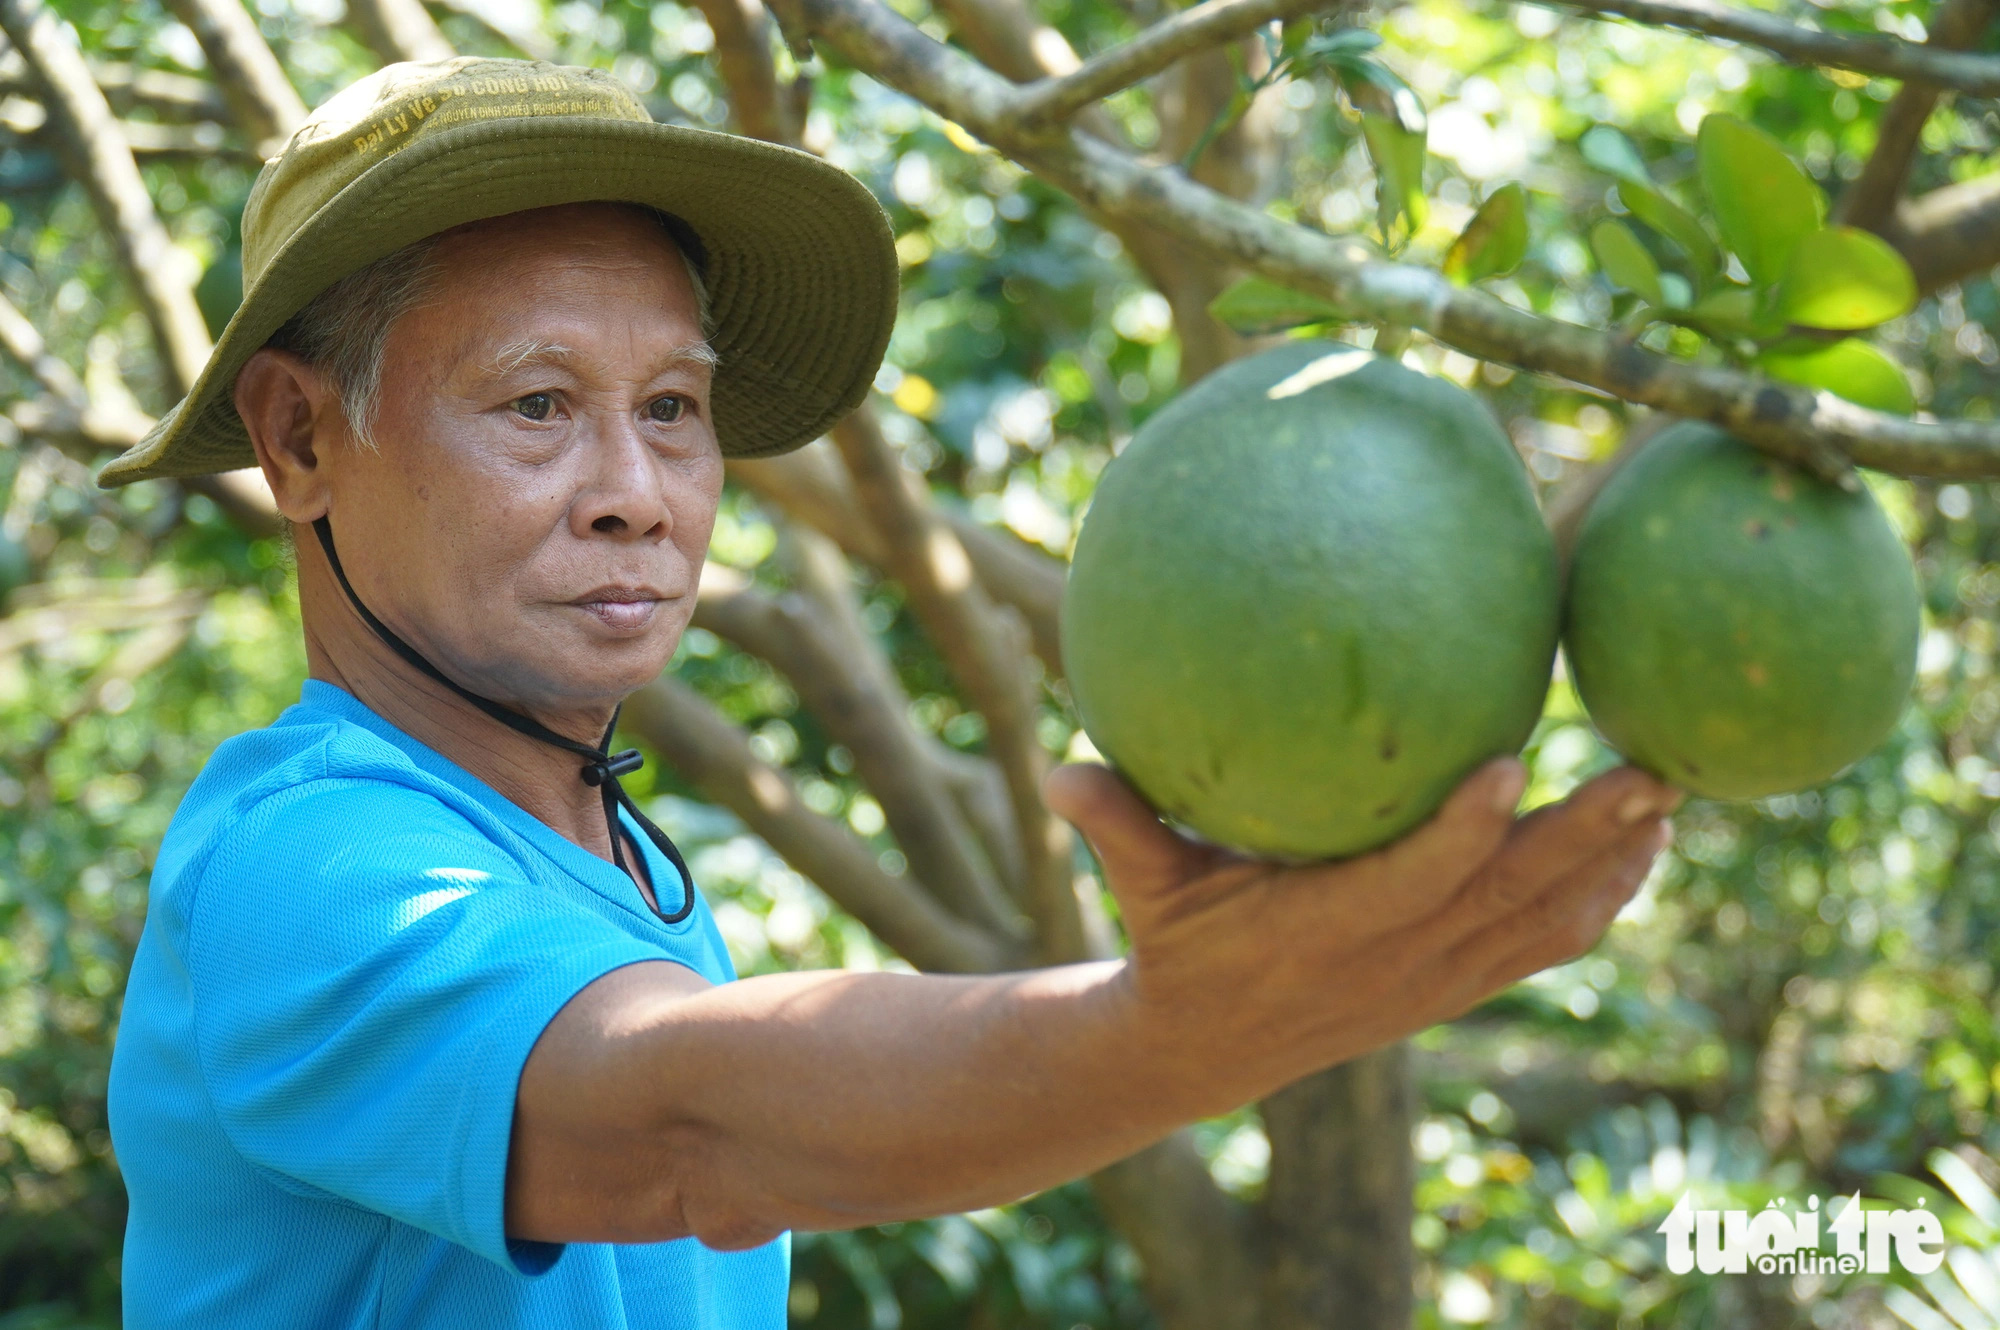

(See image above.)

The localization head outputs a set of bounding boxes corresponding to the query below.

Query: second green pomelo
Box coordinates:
[1564,422,1920,800]
[1062,342,1560,860]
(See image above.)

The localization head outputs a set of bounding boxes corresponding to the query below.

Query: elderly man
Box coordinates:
[101,55,1678,1330]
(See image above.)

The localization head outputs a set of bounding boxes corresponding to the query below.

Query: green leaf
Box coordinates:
[1298,28,1382,62]
[1590,218,1663,306]
[1360,112,1427,248]
[1615,180,1720,288]
[1759,338,1915,413]
[1341,61,1425,133]
[1443,183,1528,285]
[1207,276,1346,334]
[1579,124,1650,183]
[1776,225,1919,330]
[1678,284,1772,339]
[1697,113,1824,285]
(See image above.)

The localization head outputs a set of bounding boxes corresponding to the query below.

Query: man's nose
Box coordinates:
[572,410,671,541]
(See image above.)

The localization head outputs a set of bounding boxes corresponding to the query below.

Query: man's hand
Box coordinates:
[1045,759,1679,1110]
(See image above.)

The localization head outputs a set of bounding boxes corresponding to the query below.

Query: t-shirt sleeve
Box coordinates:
[182,778,666,1274]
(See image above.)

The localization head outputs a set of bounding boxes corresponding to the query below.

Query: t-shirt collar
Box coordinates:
[292,678,693,930]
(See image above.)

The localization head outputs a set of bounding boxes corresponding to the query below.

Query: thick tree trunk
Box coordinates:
[1090,1133,1262,1330]
[1257,1044,1416,1330]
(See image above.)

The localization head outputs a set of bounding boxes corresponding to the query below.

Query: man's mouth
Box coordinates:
[571,587,668,631]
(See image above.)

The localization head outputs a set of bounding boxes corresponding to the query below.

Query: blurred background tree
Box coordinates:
[3,0,2000,1325]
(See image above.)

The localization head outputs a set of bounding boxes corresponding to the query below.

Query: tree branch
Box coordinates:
[689,0,803,145]
[120,118,257,161]
[0,3,290,538]
[8,395,279,536]
[929,0,1081,84]
[0,0,213,398]
[947,512,1065,674]
[0,56,231,121]
[346,0,455,65]
[0,291,280,536]
[1832,0,1997,231]
[1134,49,1278,382]
[695,0,1077,657]
[428,0,558,60]
[1417,1039,1717,1155]
[924,736,1027,895]
[160,0,307,157]
[772,0,2000,479]
[0,577,208,657]
[831,405,1097,963]
[8,394,142,455]
[685,11,1049,942]
[0,96,249,161]
[1835,88,1944,232]
[0,289,84,407]
[1881,170,2000,294]
[917,0,1257,381]
[731,446,883,560]
[620,672,1012,974]
[1542,0,2000,96]
[1013,0,1343,128]
[0,293,159,459]
[784,529,1029,919]
[730,447,1067,673]
[693,558,1025,937]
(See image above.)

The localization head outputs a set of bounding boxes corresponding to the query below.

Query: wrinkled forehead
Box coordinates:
[402,203,712,363]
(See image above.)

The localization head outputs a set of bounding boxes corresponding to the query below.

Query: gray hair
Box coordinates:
[264,207,713,449]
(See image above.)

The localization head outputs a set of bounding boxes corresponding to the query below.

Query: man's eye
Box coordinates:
[513,393,554,421]
[647,396,686,424]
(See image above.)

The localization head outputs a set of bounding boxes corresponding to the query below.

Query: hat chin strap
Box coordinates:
[310,516,694,923]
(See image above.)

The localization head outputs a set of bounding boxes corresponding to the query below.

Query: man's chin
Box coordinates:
[474,635,681,719]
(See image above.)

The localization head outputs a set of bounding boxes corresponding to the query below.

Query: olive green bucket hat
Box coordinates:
[98,56,898,487]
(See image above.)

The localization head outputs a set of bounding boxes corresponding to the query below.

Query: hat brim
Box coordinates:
[98,115,897,486]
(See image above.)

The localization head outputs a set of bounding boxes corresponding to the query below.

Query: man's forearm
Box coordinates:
[511,957,1274,1247]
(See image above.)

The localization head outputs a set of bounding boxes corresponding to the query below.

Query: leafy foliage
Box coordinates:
[1697,112,1824,288]
[1443,183,1528,287]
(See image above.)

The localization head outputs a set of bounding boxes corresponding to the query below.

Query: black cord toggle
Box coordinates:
[310,516,695,923]
[582,750,646,786]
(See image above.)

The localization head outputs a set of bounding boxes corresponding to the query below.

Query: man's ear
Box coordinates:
[235,348,339,524]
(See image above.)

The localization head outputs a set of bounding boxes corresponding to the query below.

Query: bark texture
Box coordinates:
[1259,1047,1417,1330]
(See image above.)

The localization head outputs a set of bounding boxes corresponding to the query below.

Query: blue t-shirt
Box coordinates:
[108,679,786,1329]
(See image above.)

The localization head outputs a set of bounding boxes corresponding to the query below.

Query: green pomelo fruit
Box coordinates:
[1062,342,1560,859]
[1564,422,1919,799]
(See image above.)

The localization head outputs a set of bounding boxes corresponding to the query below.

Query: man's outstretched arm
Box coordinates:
[506,760,1678,1249]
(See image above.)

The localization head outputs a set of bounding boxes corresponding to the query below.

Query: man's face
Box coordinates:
[320,203,723,714]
